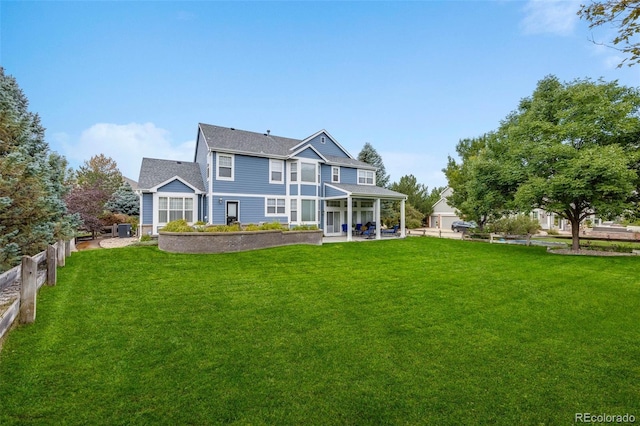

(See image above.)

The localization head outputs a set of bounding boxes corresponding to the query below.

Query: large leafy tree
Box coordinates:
[357,142,390,188]
[0,67,77,272]
[501,76,640,250]
[578,0,640,67]
[443,133,516,230]
[75,154,124,200]
[389,174,443,220]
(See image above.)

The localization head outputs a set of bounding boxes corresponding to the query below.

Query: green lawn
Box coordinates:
[0,238,638,425]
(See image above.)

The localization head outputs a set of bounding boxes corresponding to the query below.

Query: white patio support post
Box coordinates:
[400,198,406,238]
[375,198,381,240]
[347,196,353,242]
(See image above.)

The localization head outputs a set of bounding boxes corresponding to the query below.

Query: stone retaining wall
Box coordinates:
[159,230,323,254]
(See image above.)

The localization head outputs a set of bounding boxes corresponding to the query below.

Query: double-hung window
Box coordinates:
[217,153,234,180]
[290,162,298,182]
[358,169,375,185]
[158,196,194,223]
[266,198,286,215]
[290,199,298,222]
[301,162,316,183]
[270,159,284,183]
[332,166,340,183]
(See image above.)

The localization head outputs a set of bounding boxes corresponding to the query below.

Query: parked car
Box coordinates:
[451,220,477,232]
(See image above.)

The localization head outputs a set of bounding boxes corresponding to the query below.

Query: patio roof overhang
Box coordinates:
[324,183,407,200]
[323,183,407,241]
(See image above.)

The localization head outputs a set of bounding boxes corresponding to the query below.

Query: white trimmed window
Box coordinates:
[158,196,194,223]
[216,153,234,180]
[266,198,286,215]
[301,162,316,183]
[301,199,316,222]
[290,199,298,222]
[358,169,375,185]
[270,159,284,183]
[332,166,340,183]
[290,162,298,182]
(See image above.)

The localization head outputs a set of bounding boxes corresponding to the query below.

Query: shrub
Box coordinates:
[546,228,560,236]
[487,215,541,235]
[140,234,153,242]
[162,219,194,232]
[204,224,241,232]
[260,222,287,231]
[290,225,319,231]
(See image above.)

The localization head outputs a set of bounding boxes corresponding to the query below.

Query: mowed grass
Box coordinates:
[0,238,638,425]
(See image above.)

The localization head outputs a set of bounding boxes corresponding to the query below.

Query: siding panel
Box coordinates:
[307,133,349,158]
[158,180,194,193]
[142,193,153,224]
[214,154,286,196]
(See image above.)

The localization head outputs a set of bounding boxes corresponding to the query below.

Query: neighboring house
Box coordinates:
[430,187,460,230]
[430,187,569,231]
[137,124,407,240]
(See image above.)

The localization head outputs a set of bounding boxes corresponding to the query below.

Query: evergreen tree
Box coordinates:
[0,67,77,272]
[357,143,390,188]
[105,182,140,216]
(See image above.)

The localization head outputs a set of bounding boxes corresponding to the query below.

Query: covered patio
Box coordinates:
[324,183,407,241]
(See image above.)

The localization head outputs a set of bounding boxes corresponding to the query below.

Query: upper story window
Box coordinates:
[301,162,316,183]
[358,169,375,185]
[331,166,340,183]
[217,153,234,181]
[270,159,284,184]
[321,136,326,144]
[290,162,298,182]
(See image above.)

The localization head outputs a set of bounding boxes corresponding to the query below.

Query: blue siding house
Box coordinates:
[137,124,407,240]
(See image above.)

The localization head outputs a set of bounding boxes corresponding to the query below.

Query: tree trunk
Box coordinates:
[570,217,581,251]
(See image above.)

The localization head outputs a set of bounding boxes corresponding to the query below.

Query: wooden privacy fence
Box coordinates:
[0,240,73,343]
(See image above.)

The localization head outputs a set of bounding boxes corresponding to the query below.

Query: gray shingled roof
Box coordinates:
[199,124,299,157]
[198,123,375,169]
[327,183,407,199]
[138,158,206,192]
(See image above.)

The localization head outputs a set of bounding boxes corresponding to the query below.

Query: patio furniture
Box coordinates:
[341,224,348,235]
[382,225,399,237]
[362,224,376,239]
[353,223,362,236]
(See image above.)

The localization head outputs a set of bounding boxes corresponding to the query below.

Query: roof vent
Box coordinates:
[230,127,235,130]
[267,129,270,135]
[176,161,182,164]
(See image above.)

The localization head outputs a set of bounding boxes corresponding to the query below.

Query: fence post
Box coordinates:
[57,240,65,267]
[20,255,37,324]
[47,244,57,286]
[65,240,71,257]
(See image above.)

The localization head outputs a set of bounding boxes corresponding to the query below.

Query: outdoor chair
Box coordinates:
[382,225,399,237]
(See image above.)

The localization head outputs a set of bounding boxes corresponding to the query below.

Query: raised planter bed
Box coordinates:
[159,230,323,254]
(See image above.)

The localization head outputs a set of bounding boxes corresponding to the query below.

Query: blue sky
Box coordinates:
[2,1,638,189]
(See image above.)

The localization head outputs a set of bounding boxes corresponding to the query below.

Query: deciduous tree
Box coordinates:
[578,0,640,67]
[499,76,640,250]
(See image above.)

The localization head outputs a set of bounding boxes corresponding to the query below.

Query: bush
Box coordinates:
[546,228,560,236]
[290,225,319,231]
[487,215,541,235]
[204,224,241,232]
[162,219,194,232]
[140,234,153,242]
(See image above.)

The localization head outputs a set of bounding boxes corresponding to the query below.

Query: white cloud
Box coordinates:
[381,151,448,190]
[55,122,195,181]
[520,0,581,36]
